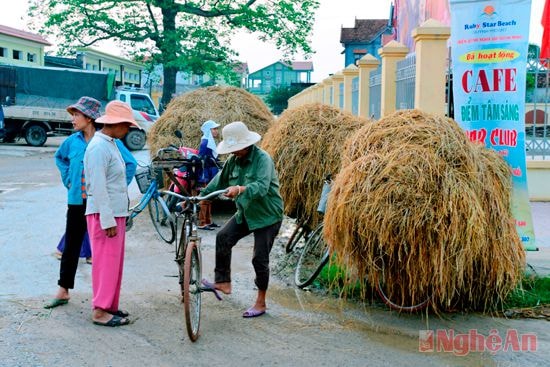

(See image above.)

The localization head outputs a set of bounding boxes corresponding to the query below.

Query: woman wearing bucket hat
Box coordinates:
[201,121,284,318]
[45,97,136,310]
[197,119,221,230]
[84,100,140,327]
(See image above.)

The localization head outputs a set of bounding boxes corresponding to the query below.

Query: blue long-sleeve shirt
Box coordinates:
[55,131,137,205]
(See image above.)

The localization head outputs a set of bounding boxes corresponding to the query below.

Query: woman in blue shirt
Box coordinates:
[45,97,136,309]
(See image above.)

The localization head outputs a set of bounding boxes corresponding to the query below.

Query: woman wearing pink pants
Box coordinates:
[84,101,140,327]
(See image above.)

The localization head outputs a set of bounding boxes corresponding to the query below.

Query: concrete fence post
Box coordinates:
[378,40,409,117]
[331,71,344,109]
[313,84,323,103]
[342,64,359,113]
[357,54,380,118]
[323,77,332,105]
[412,19,451,115]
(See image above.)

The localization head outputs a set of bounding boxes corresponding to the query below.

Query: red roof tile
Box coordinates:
[0,24,51,46]
[291,61,313,71]
[233,62,249,74]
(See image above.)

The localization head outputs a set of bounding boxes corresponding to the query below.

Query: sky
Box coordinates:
[0,0,546,82]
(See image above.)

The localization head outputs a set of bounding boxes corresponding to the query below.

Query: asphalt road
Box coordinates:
[0,138,548,367]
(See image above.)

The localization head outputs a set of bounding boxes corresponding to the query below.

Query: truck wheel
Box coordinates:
[25,124,47,147]
[124,129,146,150]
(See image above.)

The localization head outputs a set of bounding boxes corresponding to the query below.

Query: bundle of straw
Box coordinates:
[148,86,274,157]
[261,103,368,227]
[324,109,525,311]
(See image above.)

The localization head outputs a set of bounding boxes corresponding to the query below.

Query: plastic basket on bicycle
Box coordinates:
[135,168,152,194]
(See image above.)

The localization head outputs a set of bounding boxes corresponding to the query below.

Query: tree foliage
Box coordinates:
[28,0,319,105]
[265,84,308,115]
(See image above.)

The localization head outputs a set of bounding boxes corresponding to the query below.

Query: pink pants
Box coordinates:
[86,214,126,312]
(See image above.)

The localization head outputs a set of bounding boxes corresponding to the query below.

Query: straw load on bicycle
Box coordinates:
[262,103,369,228]
[148,86,274,156]
[323,109,525,312]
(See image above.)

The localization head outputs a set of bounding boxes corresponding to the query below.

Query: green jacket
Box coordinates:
[203,145,284,230]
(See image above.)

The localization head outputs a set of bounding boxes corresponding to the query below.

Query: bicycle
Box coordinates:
[293,177,431,312]
[163,188,228,342]
[285,175,332,254]
[127,162,176,244]
[126,131,203,243]
[294,175,332,288]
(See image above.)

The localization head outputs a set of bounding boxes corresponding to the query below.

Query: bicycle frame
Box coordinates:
[127,166,176,244]
[129,177,159,219]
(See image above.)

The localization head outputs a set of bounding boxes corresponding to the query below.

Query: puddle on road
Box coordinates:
[269,286,497,366]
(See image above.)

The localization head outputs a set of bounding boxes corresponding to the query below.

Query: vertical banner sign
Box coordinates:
[450,0,537,250]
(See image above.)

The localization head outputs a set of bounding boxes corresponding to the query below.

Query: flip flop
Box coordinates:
[242,307,266,318]
[93,315,130,327]
[109,310,130,318]
[200,279,223,301]
[44,298,69,309]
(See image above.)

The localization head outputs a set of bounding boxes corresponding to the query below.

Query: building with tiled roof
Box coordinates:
[340,18,392,66]
[0,25,51,66]
[248,60,314,96]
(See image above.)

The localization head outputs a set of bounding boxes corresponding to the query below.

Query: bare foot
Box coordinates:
[214,282,232,294]
[54,287,70,301]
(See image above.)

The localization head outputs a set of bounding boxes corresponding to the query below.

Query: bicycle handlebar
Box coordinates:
[161,189,229,203]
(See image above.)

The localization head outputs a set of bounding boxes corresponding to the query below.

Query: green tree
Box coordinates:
[28,0,319,106]
[265,85,307,115]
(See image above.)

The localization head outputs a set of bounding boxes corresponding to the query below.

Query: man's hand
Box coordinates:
[224,185,244,199]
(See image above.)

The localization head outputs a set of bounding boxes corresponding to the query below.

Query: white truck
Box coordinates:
[0,64,159,150]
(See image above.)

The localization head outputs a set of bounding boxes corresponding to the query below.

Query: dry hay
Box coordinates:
[261,103,369,227]
[148,86,274,157]
[324,109,525,312]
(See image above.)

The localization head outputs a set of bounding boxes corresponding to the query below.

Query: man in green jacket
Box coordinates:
[201,121,284,318]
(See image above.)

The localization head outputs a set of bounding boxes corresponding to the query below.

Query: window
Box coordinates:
[130,94,155,115]
[27,53,36,62]
[353,54,364,65]
[275,71,282,85]
[0,48,7,57]
[13,50,22,60]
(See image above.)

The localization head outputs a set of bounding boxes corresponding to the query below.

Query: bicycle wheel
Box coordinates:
[148,196,175,243]
[285,219,310,253]
[183,241,201,342]
[295,224,330,288]
[375,257,430,312]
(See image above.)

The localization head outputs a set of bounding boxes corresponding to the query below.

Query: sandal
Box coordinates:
[93,315,130,327]
[109,310,130,318]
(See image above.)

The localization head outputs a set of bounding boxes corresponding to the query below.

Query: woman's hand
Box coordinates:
[105,227,117,237]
